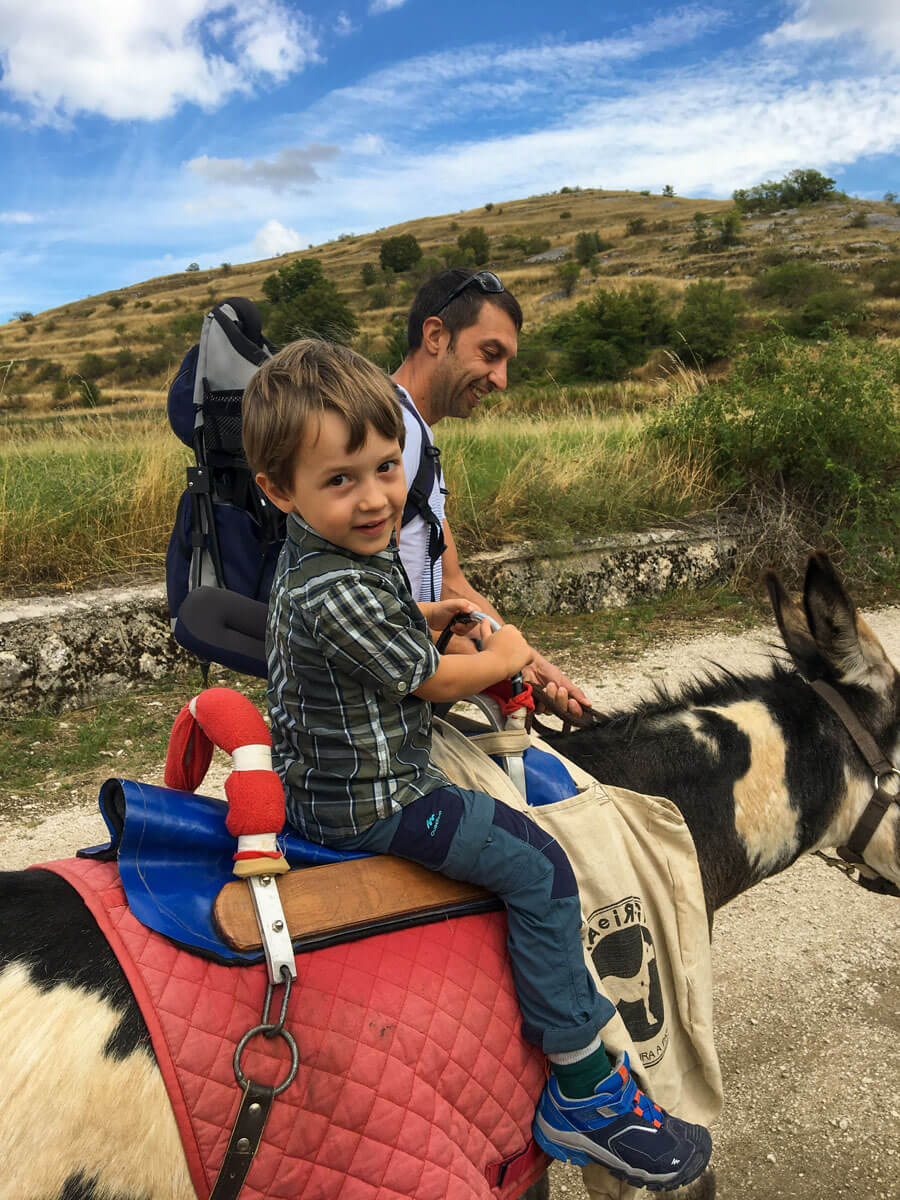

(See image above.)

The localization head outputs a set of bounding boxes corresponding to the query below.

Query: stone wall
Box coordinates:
[0,525,739,714]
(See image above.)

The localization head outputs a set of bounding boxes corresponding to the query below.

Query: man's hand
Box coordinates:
[524,652,592,718]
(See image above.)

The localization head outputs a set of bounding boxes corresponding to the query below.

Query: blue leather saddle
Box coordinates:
[79,746,578,964]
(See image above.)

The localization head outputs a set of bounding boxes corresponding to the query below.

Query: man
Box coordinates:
[393,267,590,718]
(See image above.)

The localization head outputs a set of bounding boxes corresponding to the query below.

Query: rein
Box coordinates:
[809,680,900,899]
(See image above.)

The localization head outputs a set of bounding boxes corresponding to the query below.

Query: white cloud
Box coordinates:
[334,11,358,36]
[188,144,340,193]
[0,0,320,123]
[297,8,730,140]
[369,0,408,13]
[767,0,900,60]
[253,219,306,257]
[350,133,387,155]
[0,210,38,224]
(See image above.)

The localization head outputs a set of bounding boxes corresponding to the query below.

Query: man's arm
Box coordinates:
[440,520,592,716]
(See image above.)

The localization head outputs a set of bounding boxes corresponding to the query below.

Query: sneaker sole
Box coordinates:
[533,1114,709,1192]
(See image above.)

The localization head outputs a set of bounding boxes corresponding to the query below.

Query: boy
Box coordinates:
[242,338,712,1190]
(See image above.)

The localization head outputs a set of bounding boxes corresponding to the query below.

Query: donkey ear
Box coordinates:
[764,568,823,678]
[802,552,890,687]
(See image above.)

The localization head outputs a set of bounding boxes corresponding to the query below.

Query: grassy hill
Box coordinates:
[2,185,899,417]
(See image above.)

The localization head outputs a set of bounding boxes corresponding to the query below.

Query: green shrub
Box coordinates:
[76,352,108,381]
[574,231,613,265]
[787,287,865,338]
[106,295,124,310]
[457,226,491,265]
[369,285,392,310]
[559,210,572,219]
[523,235,551,256]
[847,211,868,229]
[625,217,647,236]
[361,262,378,287]
[868,256,900,298]
[379,234,422,273]
[674,280,742,364]
[547,282,674,381]
[556,261,581,297]
[35,360,63,383]
[752,260,835,307]
[651,335,900,573]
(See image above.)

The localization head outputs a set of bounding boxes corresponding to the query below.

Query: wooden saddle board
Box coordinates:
[215,855,496,952]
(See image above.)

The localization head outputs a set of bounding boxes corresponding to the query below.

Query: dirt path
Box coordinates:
[3,609,899,1200]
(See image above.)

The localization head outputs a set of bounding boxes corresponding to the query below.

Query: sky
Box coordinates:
[1,0,900,320]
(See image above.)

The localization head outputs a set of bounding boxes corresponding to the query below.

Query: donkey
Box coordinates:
[0,553,897,1200]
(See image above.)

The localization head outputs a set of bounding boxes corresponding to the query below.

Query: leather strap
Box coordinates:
[209,1079,275,1200]
[810,680,895,777]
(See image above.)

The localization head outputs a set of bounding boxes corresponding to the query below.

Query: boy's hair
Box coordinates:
[406,268,523,351]
[243,338,405,493]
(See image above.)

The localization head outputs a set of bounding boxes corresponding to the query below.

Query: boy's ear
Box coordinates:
[255,472,295,515]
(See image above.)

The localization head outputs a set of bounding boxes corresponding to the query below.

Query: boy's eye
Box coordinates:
[377,458,400,474]
[327,473,350,487]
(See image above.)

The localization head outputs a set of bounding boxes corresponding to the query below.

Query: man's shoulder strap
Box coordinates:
[394,386,443,531]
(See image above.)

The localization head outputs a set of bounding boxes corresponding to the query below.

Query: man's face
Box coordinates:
[429,301,518,421]
[259,410,407,556]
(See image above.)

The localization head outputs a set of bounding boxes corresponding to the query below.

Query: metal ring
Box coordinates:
[874,768,900,793]
[233,1023,299,1095]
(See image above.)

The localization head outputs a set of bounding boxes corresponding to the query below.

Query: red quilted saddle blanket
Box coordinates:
[41,857,549,1200]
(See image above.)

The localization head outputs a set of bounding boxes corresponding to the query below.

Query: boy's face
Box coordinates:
[258,410,406,556]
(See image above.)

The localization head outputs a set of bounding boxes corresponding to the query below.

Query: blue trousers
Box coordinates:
[332,785,615,1053]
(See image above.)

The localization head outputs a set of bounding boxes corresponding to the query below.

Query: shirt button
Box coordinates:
[397,681,408,693]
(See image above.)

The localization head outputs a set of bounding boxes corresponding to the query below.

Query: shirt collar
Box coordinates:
[286,511,398,566]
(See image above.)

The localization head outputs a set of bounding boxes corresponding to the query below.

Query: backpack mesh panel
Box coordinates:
[202,389,246,464]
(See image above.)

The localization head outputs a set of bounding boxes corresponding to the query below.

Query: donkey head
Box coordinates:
[766,552,900,888]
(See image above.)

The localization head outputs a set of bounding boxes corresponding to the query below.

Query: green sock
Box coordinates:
[550,1045,615,1099]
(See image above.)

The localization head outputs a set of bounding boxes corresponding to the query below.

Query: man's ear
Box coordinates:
[420,315,448,357]
[255,472,294,515]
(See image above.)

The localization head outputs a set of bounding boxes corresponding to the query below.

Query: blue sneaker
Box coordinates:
[533,1053,711,1191]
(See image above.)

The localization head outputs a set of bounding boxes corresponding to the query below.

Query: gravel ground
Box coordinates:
[3,608,899,1200]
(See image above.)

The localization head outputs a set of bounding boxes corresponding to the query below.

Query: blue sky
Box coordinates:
[2,0,899,320]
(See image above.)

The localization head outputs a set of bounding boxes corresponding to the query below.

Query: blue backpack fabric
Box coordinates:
[165,299,284,636]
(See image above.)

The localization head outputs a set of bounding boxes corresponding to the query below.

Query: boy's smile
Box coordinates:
[259,410,406,556]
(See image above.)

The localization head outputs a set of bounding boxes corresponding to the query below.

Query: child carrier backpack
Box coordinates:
[165,298,284,638]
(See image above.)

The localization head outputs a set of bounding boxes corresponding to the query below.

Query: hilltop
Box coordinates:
[2,185,899,416]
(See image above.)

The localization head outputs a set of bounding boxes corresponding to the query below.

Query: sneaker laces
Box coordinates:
[616,1064,664,1128]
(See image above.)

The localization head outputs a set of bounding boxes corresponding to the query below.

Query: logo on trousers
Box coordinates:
[425,810,442,837]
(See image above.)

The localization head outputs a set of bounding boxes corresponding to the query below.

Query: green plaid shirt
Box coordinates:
[267,512,448,842]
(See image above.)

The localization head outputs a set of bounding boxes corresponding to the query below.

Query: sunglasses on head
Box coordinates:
[433,270,505,316]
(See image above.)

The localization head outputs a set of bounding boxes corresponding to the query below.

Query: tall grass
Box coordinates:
[0,406,719,595]
[0,413,188,593]
[439,410,719,551]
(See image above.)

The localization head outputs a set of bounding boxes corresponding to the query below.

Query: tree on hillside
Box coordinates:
[457,226,491,265]
[732,168,837,213]
[379,234,422,273]
[262,257,358,345]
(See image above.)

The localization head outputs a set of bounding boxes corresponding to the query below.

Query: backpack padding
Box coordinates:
[175,586,267,678]
[212,298,276,366]
[168,344,200,446]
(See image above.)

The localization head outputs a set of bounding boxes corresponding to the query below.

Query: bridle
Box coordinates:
[809,679,900,899]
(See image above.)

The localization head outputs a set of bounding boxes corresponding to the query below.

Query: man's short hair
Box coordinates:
[243,338,404,493]
[406,268,523,351]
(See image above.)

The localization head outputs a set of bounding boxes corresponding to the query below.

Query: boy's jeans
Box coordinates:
[331,784,615,1053]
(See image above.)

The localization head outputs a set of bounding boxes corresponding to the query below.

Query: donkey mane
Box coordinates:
[581,654,798,739]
